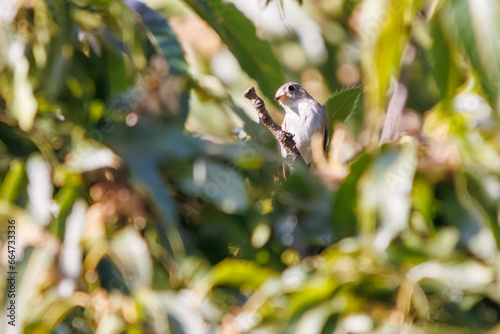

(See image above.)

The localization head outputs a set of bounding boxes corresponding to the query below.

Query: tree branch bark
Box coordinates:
[243,87,305,164]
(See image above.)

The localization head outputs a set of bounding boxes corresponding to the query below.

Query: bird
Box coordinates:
[274,82,329,165]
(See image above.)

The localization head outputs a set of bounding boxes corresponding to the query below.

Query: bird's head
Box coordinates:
[274,82,308,107]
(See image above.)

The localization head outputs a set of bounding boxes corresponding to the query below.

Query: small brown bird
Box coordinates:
[275,82,329,165]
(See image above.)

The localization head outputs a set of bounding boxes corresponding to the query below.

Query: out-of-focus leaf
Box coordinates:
[158,291,207,334]
[321,314,340,334]
[26,154,53,226]
[65,145,120,173]
[408,261,493,290]
[412,284,430,320]
[6,0,500,331]
[125,0,189,75]
[447,0,500,116]
[128,156,186,258]
[183,0,285,102]
[228,103,262,142]
[358,140,418,250]
[60,199,87,281]
[194,259,278,302]
[109,226,153,288]
[134,288,169,333]
[0,159,25,203]
[52,174,82,239]
[95,313,126,334]
[0,123,37,157]
[11,42,38,131]
[324,87,362,139]
[104,46,130,98]
[96,257,131,295]
[429,9,463,108]
[286,278,338,318]
[293,304,332,334]
[361,0,421,141]
[332,152,372,240]
[191,83,264,146]
[210,259,277,287]
[105,122,205,163]
[28,294,93,333]
[438,179,483,244]
[464,171,500,249]
[105,124,203,259]
[387,243,429,265]
[17,239,59,328]
[179,159,249,214]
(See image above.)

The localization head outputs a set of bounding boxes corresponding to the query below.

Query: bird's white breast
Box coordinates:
[281,98,326,164]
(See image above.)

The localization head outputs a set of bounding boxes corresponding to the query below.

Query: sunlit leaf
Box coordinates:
[324,87,362,139]
[447,0,500,115]
[26,154,53,227]
[125,0,189,75]
[194,259,278,301]
[179,159,249,214]
[464,171,500,249]
[109,226,153,288]
[285,278,338,318]
[52,174,82,240]
[4,0,500,332]
[438,177,483,244]
[0,159,25,203]
[332,152,372,240]
[60,199,87,280]
[11,43,38,131]
[183,0,285,102]
[429,8,463,108]
[358,140,418,250]
[361,0,421,141]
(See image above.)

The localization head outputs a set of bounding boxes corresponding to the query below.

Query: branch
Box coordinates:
[243,87,305,164]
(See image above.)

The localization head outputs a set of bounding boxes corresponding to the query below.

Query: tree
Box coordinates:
[1,0,500,333]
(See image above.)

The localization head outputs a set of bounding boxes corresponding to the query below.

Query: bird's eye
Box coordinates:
[288,85,295,92]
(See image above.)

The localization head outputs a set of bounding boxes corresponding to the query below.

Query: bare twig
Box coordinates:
[243,87,305,164]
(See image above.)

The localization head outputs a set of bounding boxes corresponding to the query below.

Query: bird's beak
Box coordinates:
[274,94,286,102]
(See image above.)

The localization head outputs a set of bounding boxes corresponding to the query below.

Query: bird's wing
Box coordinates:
[281,117,288,131]
[280,118,288,158]
[321,104,329,153]
[280,118,288,178]
[324,127,329,154]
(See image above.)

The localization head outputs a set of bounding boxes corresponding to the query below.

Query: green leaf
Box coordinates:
[109,226,153,288]
[128,157,186,258]
[11,48,38,131]
[412,284,430,320]
[332,151,372,240]
[104,46,130,97]
[193,259,278,302]
[0,159,25,203]
[156,291,207,333]
[324,87,362,139]
[429,10,463,108]
[286,278,338,317]
[438,180,483,245]
[464,170,500,249]
[125,0,189,75]
[357,141,418,250]
[361,0,421,141]
[178,160,249,214]
[52,174,82,240]
[104,123,205,258]
[183,0,285,102]
[447,0,500,116]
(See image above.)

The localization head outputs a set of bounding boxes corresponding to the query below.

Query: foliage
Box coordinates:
[1,0,500,333]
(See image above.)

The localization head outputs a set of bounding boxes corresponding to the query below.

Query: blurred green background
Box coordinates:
[1,0,500,333]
